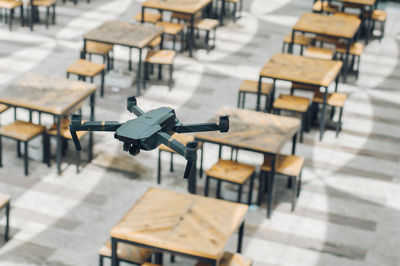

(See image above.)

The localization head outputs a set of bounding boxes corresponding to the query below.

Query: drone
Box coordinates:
[69,96,229,179]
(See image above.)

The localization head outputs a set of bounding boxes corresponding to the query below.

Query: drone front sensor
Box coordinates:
[69,96,229,179]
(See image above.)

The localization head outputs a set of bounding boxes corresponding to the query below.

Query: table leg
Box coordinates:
[56,115,62,175]
[267,155,276,218]
[188,158,197,194]
[81,39,87,59]
[289,30,295,54]
[269,79,276,112]
[89,93,95,162]
[343,40,350,83]
[220,0,225,26]
[291,133,297,155]
[137,48,142,95]
[256,76,262,111]
[366,7,372,45]
[237,222,245,253]
[155,253,163,265]
[30,2,33,31]
[141,6,145,23]
[189,15,194,57]
[319,86,328,141]
[111,238,118,266]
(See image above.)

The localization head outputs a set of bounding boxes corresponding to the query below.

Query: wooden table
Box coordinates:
[83,21,163,95]
[195,108,301,218]
[110,187,248,266]
[291,13,360,82]
[141,0,213,57]
[258,53,342,140]
[0,73,97,174]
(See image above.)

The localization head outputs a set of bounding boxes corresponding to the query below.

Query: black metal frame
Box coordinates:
[110,221,245,266]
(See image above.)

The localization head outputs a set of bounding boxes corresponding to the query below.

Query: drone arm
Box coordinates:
[127,96,145,117]
[174,115,229,134]
[157,132,198,179]
[69,114,121,151]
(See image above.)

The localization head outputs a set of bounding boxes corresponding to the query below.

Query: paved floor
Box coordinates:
[0,0,399,265]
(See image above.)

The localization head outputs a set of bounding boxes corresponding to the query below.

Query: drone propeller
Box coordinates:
[183,141,198,179]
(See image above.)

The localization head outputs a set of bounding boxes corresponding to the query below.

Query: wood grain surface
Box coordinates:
[259,53,342,87]
[85,21,163,49]
[142,0,211,14]
[110,187,248,260]
[195,108,301,154]
[293,13,361,39]
[0,73,96,115]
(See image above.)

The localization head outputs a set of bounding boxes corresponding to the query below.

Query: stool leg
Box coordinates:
[237,184,242,203]
[205,30,210,53]
[173,35,176,51]
[257,171,264,206]
[157,150,162,184]
[99,255,104,266]
[45,7,49,28]
[237,92,241,108]
[248,174,254,205]
[170,152,174,172]
[169,64,173,90]
[0,136,2,167]
[24,141,28,176]
[158,64,162,80]
[336,107,343,137]
[9,8,14,31]
[216,180,222,199]
[242,92,246,108]
[287,176,292,188]
[300,113,305,143]
[205,176,210,196]
[199,145,204,178]
[75,148,80,173]
[100,70,105,97]
[5,201,10,241]
[17,141,21,158]
[291,176,297,211]
[20,5,24,27]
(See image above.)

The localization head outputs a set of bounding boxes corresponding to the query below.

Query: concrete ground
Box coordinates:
[0,0,400,265]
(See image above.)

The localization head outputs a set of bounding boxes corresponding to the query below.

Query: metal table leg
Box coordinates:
[319,86,328,141]
[137,48,142,95]
[292,133,297,155]
[220,0,225,25]
[189,14,194,57]
[111,238,118,266]
[256,76,262,111]
[89,93,95,162]
[237,222,244,253]
[267,154,276,218]
[56,115,62,174]
[343,40,351,83]
[81,39,87,59]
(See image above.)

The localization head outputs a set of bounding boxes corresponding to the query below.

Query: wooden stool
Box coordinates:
[81,41,114,71]
[312,90,347,136]
[46,117,88,173]
[98,240,152,266]
[312,0,339,13]
[371,9,387,40]
[335,42,363,79]
[0,193,10,241]
[0,0,23,30]
[156,21,185,51]
[195,18,218,52]
[29,0,56,30]
[224,0,243,22]
[290,82,320,94]
[66,59,106,97]
[272,94,310,142]
[312,35,340,47]
[237,80,273,110]
[134,11,161,24]
[196,252,252,266]
[205,159,256,205]
[0,120,47,176]
[143,50,176,90]
[304,46,335,60]
[158,133,203,184]
[261,154,304,211]
[282,33,313,55]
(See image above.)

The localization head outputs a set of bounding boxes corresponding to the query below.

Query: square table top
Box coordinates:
[293,13,361,39]
[195,108,301,154]
[110,187,248,260]
[259,53,343,88]
[142,0,212,14]
[84,21,163,49]
[340,0,376,6]
[0,73,96,115]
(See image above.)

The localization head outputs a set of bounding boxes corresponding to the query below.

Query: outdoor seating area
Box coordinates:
[0,0,399,265]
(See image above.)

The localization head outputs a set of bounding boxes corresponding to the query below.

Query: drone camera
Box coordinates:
[123,142,140,156]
